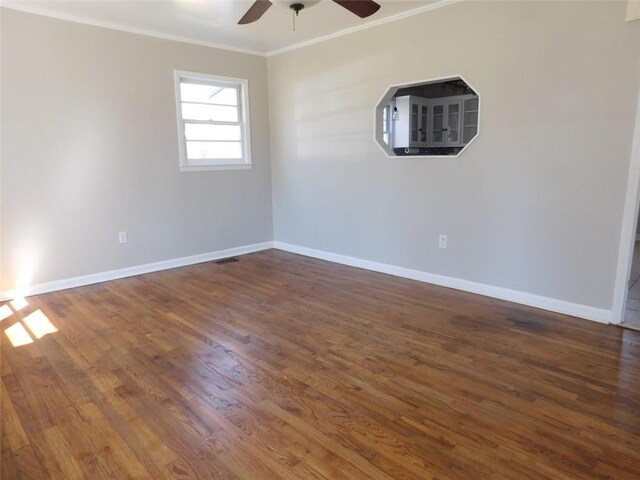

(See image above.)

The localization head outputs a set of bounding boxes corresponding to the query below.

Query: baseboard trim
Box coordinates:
[0,241,274,301]
[4,240,613,324]
[272,241,613,324]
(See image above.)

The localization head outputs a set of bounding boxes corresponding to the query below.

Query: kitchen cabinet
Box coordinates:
[391,94,479,150]
[428,96,478,147]
[392,96,429,149]
[462,97,479,144]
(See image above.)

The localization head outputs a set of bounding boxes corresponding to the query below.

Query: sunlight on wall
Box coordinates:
[13,248,40,289]
[292,55,387,162]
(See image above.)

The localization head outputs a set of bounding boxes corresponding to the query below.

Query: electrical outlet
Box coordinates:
[438,234,448,249]
[118,231,128,244]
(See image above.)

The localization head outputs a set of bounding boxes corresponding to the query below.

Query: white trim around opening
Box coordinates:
[611,75,640,324]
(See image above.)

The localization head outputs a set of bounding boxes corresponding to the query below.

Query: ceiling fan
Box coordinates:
[238,0,381,25]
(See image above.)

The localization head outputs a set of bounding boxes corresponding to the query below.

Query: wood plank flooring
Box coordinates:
[1,249,640,479]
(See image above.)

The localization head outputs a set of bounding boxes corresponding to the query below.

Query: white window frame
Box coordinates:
[174,70,252,172]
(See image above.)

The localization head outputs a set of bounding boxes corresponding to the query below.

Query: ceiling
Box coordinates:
[2,0,440,55]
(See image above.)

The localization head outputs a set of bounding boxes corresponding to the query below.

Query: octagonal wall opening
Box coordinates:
[375,76,480,158]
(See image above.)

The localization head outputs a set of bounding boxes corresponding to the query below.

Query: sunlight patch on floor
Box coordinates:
[23,310,58,339]
[1,298,58,347]
[10,297,29,311]
[5,322,34,347]
[0,305,13,321]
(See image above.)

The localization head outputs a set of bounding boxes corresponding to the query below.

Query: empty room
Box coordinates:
[1,0,640,478]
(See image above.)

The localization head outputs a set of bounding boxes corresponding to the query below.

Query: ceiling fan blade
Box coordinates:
[238,0,273,25]
[332,0,381,18]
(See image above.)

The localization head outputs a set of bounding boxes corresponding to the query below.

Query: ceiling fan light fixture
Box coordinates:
[238,0,380,25]
[289,2,305,15]
[274,0,320,10]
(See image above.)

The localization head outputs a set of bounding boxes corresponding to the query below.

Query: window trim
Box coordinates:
[174,70,252,172]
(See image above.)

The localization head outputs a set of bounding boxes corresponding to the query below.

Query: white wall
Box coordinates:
[267,1,640,310]
[0,8,273,290]
[3,2,640,316]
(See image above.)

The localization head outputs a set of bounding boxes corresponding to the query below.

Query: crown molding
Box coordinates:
[0,1,267,57]
[265,0,464,56]
[1,0,464,58]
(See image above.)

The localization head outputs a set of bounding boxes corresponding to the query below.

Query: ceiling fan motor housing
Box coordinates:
[275,0,321,11]
[290,3,304,15]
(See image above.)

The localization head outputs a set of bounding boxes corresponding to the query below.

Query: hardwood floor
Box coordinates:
[1,249,640,479]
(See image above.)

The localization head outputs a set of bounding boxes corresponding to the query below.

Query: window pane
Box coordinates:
[185,123,241,141]
[186,141,242,160]
[180,83,238,105]
[182,103,238,122]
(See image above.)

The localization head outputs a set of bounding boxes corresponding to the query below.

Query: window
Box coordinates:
[174,71,251,171]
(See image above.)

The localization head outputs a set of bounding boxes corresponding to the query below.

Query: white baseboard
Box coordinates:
[3,240,613,325]
[272,241,613,324]
[0,241,274,301]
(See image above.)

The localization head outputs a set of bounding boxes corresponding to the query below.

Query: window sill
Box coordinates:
[179,163,253,172]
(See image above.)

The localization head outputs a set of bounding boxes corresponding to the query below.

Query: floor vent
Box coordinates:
[214,257,239,265]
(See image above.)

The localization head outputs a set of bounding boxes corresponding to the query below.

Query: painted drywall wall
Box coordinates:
[628,0,640,21]
[267,0,640,310]
[0,8,273,290]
